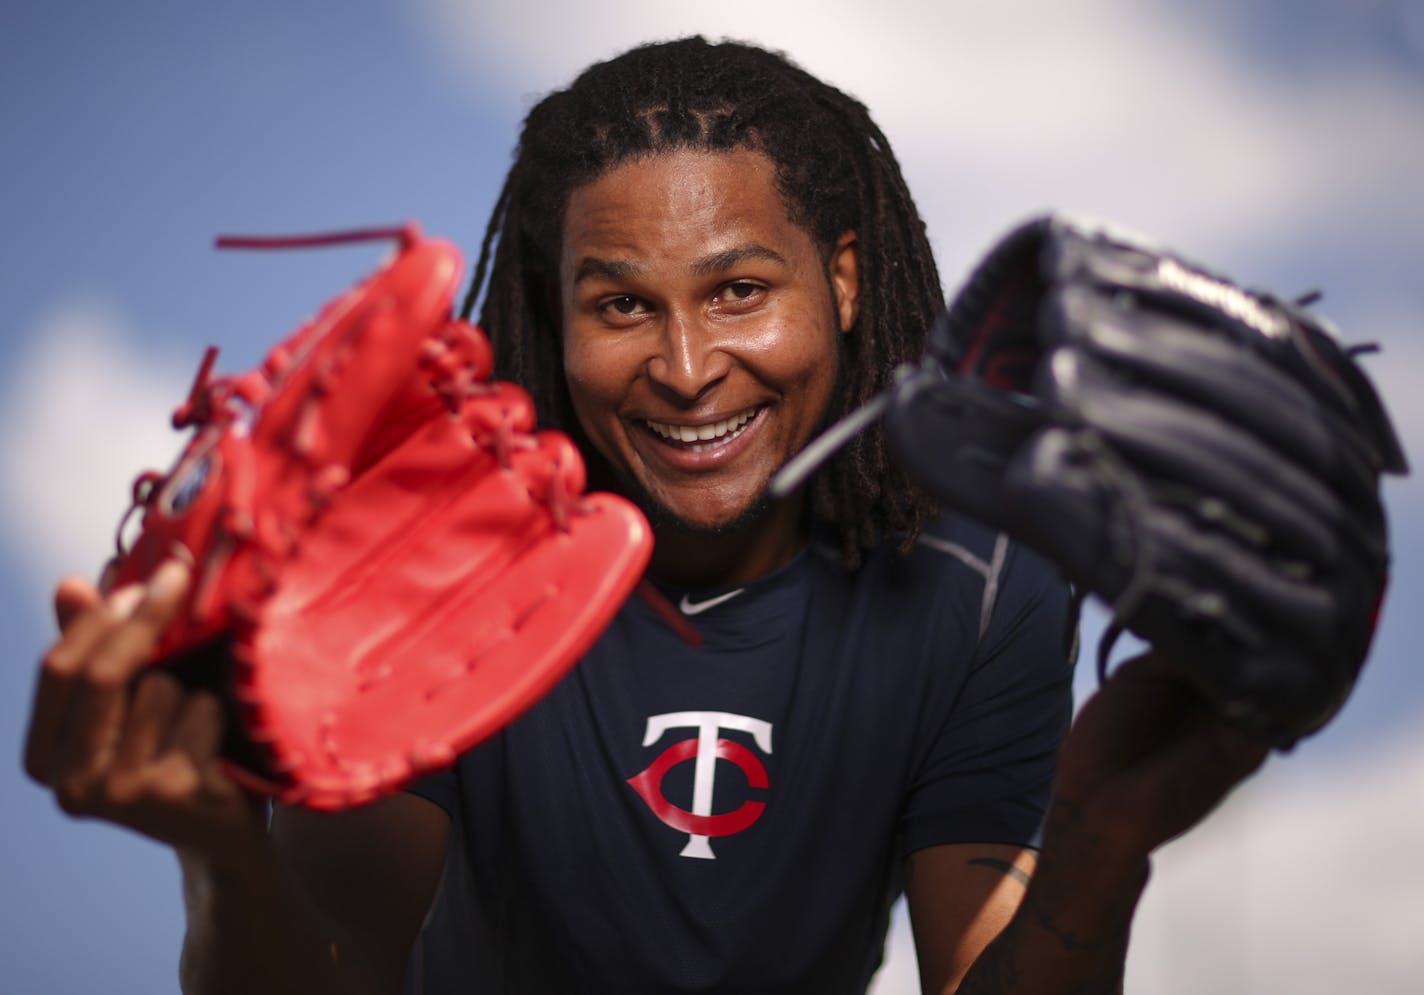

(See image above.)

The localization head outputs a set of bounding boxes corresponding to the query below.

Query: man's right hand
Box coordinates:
[23,561,266,856]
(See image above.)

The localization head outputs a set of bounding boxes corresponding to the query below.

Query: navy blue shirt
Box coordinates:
[405,515,1073,993]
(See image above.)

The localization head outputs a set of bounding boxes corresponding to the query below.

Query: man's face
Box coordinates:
[559,148,859,534]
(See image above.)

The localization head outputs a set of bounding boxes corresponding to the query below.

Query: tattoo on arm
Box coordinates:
[1023,892,1101,955]
[967,856,1031,889]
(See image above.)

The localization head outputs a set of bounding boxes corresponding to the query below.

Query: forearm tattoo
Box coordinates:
[966,856,1032,889]
[955,855,1131,994]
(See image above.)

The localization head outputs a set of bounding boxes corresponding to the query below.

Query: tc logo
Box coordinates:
[626,711,773,860]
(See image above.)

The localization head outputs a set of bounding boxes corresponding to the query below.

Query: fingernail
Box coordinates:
[107,585,146,619]
[147,560,191,601]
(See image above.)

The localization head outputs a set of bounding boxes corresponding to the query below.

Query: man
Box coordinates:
[24,37,1264,993]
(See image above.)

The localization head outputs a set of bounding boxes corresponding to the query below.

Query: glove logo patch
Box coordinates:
[626,710,773,860]
[165,455,211,515]
[1156,257,1287,339]
[159,439,218,518]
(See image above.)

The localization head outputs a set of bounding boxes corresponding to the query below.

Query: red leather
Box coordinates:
[104,225,652,809]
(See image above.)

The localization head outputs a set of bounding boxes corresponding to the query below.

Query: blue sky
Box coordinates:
[3,2,1422,992]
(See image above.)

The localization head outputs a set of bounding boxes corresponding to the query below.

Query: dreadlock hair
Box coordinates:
[461,36,943,569]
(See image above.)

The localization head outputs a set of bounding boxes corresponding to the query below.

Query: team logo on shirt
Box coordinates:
[626,711,773,860]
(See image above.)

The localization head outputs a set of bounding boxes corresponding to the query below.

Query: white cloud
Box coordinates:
[1127,727,1424,993]
[0,301,194,595]
[413,0,1424,271]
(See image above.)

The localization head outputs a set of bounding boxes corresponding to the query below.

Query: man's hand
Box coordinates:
[1046,652,1268,866]
[24,563,450,995]
[956,652,1268,994]
[1024,652,1267,958]
[23,562,265,856]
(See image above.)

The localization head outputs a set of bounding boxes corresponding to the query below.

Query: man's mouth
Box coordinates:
[644,409,759,452]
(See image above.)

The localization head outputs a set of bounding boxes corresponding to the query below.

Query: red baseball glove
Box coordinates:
[103,224,652,810]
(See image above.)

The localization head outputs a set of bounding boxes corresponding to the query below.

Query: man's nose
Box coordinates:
[645,311,732,401]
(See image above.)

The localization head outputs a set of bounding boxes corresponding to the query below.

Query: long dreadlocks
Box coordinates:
[462,36,944,567]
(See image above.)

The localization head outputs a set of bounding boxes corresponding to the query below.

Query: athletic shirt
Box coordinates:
[404,515,1074,994]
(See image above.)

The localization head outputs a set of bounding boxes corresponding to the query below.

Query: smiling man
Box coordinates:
[24,36,1267,995]
[397,46,1082,989]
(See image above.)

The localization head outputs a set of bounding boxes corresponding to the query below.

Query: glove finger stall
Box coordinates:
[1003,428,1367,743]
[1048,284,1387,509]
[1040,348,1365,566]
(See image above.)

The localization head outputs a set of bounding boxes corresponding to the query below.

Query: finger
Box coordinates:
[112,671,187,771]
[54,576,101,632]
[1102,653,1270,778]
[1058,659,1203,787]
[161,690,227,764]
[1119,711,1268,849]
[24,581,149,784]
[47,562,192,811]
[91,692,237,842]
[126,690,227,811]
[1163,715,1268,805]
[161,693,250,816]
[1107,650,1186,682]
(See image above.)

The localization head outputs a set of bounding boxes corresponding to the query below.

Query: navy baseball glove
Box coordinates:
[778,214,1407,748]
[891,215,1407,747]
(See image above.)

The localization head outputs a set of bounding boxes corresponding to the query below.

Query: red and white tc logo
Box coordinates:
[626,711,773,860]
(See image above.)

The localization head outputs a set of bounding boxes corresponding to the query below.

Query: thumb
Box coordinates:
[53,576,101,632]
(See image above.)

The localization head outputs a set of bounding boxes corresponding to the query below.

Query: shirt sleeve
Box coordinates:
[899,536,1076,857]
[405,764,459,817]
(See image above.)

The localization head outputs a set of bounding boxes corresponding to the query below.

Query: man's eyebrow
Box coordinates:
[572,244,789,285]
[691,244,788,276]
[573,257,642,285]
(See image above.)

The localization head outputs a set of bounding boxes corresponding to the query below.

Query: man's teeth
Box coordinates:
[647,410,756,447]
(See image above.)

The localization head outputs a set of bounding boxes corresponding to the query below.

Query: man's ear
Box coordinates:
[828,230,860,334]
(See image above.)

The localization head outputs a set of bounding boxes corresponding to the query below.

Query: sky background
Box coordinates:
[3,1,1422,992]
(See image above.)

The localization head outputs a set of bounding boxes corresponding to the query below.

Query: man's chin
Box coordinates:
[612,475,771,538]
[589,457,781,538]
[638,492,772,538]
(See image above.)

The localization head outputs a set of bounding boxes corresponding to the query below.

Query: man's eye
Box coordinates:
[601,295,644,317]
[717,282,762,303]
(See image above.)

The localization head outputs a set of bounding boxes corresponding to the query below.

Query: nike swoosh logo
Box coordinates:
[678,588,746,616]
